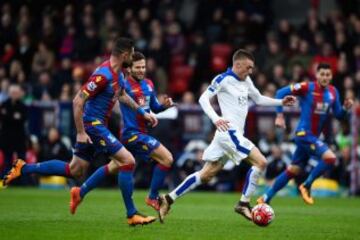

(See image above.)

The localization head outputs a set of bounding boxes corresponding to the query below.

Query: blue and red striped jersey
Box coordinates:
[82,60,124,125]
[276,81,346,136]
[120,76,164,137]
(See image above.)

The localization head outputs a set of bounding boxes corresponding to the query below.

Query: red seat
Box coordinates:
[169,65,194,94]
[211,43,232,72]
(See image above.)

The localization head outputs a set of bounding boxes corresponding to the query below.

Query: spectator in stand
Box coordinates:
[0,84,27,179]
[39,127,71,163]
[32,42,55,75]
[32,71,56,100]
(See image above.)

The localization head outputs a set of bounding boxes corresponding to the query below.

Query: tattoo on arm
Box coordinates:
[79,91,89,100]
[119,92,140,111]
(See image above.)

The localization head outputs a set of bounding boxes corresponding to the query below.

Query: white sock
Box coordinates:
[240,166,262,202]
[169,171,202,201]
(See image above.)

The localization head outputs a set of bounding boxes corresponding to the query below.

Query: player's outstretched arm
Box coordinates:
[248,79,295,107]
[150,92,175,113]
[119,89,158,127]
[73,91,92,144]
[332,88,353,119]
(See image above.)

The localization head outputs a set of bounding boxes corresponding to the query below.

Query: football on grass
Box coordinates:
[251,203,275,227]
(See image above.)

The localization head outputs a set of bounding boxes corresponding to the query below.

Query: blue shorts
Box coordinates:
[122,132,160,162]
[291,131,329,167]
[74,121,123,162]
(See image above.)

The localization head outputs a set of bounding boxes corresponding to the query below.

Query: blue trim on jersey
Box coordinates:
[228,130,250,154]
[214,73,226,84]
[225,68,241,81]
[175,175,196,196]
[242,167,253,194]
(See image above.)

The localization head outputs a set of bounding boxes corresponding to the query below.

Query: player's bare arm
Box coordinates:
[73,91,93,144]
[275,113,286,129]
[274,96,296,129]
[118,89,158,127]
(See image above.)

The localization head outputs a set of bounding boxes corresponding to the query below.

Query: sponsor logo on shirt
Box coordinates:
[107,134,117,143]
[293,83,301,90]
[87,81,97,91]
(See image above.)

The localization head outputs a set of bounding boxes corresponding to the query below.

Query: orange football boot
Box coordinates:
[145,197,160,211]
[127,212,156,226]
[3,159,26,186]
[256,196,266,204]
[70,187,82,214]
[299,184,314,205]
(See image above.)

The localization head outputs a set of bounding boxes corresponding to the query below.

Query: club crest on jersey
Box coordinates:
[95,76,103,82]
[87,81,97,91]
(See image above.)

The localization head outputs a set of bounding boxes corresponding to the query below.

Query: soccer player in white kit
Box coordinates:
[158,49,296,222]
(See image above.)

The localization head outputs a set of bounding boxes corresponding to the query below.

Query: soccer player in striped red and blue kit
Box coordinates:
[121,52,174,211]
[3,38,158,225]
[257,63,353,205]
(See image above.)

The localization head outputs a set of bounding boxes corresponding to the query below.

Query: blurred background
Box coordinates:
[0,0,359,197]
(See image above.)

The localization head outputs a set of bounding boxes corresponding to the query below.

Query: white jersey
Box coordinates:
[199,68,282,134]
[199,68,283,165]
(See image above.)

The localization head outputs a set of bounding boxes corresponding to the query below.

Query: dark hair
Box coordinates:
[317,62,331,71]
[232,49,255,63]
[132,51,145,62]
[112,37,134,55]
[129,51,145,67]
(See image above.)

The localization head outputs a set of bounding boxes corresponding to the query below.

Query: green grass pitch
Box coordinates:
[0,188,359,240]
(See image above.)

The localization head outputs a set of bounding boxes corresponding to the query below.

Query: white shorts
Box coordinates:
[202,129,255,165]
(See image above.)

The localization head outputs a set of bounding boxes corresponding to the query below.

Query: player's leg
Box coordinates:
[2,147,86,186]
[111,147,156,225]
[258,145,307,204]
[158,161,224,223]
[233,146,265,220]
[299,143,334,205]
[169,161,223,201]
[70,125,154,225]
[146,143,173,210]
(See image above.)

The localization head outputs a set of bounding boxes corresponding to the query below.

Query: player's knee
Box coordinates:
[286,165,301,177]
[258,159,267,171]
[322,151,336,165]
[69,164,85,179]
[253,158,267,171]
[115,150,135,165]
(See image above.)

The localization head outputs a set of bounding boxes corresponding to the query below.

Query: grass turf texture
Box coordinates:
[0,188,359,240]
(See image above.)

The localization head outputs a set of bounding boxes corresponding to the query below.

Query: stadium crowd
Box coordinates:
[0,0,359,192]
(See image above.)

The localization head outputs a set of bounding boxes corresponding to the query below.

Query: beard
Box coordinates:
[131,73,144,81]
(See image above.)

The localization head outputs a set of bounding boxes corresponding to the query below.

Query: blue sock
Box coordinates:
[21,160,71,176]
[80,165,109,198]
[264,170,294,203]
[149,164,170,199]
[303,159,334,188]
[118,165,137,217]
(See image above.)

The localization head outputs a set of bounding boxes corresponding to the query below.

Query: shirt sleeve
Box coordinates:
[332,88,347,119]
[150,91,166,113]
[198,75,225,123]
[275,82,309,113]
[81,75,108,98]
[248,78,283,106]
